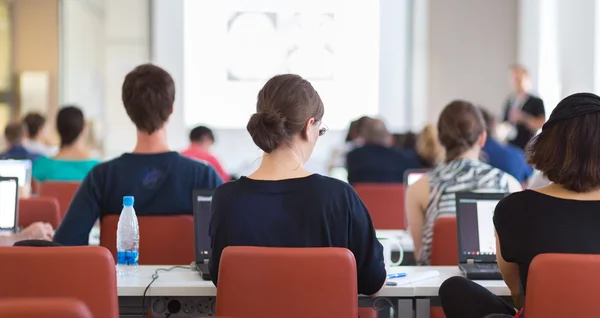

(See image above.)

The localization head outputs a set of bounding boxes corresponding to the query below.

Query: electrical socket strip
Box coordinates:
[151,296,216,317]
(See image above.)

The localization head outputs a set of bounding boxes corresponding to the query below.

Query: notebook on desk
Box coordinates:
[192,189,213,280]
[0,177,19,234]
[455,192,508,280]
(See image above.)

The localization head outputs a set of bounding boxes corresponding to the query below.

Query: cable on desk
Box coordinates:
[141,265,191,318]
[372,297,395,316]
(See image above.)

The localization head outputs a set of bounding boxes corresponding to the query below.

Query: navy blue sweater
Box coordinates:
[209,174,386,295]
[346,144,422,184]
[54,152,222,246]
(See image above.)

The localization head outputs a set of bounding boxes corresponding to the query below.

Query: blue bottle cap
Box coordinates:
[123,196,134,207]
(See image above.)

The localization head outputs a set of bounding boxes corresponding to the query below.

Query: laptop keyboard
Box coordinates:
[474,263,498,269]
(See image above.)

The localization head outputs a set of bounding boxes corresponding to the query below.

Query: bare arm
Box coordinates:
[406,176,429,260]
[496,230,522,308]
[507,175,524,193]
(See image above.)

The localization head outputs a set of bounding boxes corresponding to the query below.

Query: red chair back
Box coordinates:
[18,197,61,229]
[0,298,93,318]
[100,214,195,265]
[526,254,600,318]
[217,247,358,318]
[430,217,458,265]
[353,183,406,229]
[0,246,118,318]
[38,181,80,219]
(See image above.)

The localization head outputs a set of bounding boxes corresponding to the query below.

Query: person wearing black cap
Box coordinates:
[502,65,546,150]
[438,92,600,318]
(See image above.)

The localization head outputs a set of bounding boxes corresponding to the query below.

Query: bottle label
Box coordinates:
[116,250,139,266]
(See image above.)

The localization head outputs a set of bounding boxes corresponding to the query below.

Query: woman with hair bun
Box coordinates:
[209,74,386,295]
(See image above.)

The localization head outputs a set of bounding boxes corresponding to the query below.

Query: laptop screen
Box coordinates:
[456,193,508,261]
[0,160,31,187]
[403,169,429,186]
[0,177,18,230]
[193,190,213,263]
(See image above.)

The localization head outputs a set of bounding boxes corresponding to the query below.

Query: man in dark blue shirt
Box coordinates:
[0,122,41,161]
[346,118,421,184]
[480,107,533,184]
[54,64,222,246]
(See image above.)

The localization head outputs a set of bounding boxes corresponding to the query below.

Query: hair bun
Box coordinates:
[246,111,287,153]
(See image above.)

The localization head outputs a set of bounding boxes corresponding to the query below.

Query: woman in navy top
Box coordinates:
[209,74,386,295]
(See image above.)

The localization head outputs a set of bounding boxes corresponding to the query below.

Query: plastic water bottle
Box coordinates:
[116,196,139,276]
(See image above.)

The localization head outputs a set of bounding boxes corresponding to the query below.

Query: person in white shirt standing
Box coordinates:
[22,112,58,157]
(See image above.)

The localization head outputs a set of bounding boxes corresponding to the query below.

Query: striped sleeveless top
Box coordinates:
[417,158,511,265]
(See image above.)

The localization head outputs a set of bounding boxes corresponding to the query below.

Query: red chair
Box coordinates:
[0,246,118,318]
[526,254,600,317]
[430,217,458,266]
[353,183,406,229]
[18,197,61,228]
[0,298,93,318]
[38,181,81,219]
[217,247,358,318]
[100,214,195,265]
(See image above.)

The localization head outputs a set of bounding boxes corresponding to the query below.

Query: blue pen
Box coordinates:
[387,272,407,279]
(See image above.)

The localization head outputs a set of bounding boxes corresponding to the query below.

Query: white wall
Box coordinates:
[427,0,518,119]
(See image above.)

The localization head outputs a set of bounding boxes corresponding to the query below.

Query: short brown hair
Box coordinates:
[4,122,25,144]
[417,124,444,167]
[247,74,324,153]
[122,64,175,134]
[527,112,600,192]
[22,113,46,138]
[437,100,486,162]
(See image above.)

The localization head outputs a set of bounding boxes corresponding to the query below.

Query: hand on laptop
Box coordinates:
[17,222,54,241]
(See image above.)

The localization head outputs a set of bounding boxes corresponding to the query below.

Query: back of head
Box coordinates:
[22,113,46,139]
[122,64,175,134]
[4,122,25,145]
[189,125,215,143]
[362,118,391,147]
[416,124,444,166]
[56,106,85,147]
[478,106,495,136]
[437,100,486,162]
[247,74,324,153]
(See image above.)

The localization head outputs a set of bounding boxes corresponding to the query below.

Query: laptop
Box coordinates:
[403,169,429,186]
[0,159,32,195]
[0,177,19,234]
[192,189,213,280]
[455,192,508,280]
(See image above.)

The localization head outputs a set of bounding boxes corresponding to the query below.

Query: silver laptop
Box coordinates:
[455,192,508,280]
[0,177,19,233]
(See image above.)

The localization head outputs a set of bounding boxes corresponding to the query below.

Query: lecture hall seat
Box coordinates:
[216,246,358,318]
[526,254,600,318]
[0,246,118,318]
[18,196,61,229]
[38,181,81,219]
[0,298,93,318]
[353,183,406,229]
[100,214,195,265]
[429,217,459,318]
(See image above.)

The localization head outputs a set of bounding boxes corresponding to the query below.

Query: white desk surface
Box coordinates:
[117,265,509,298]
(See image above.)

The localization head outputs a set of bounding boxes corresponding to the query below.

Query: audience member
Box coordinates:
[480,107,533,183]
[182,126,230,182]
[346,118,421,184]
[0,122,41,160]
[416,124,444,168]
[22,112,58,156]
[0,222,54,246]
[209,74,386,295]
[327,116,370,172]
[33,106,99,182]
[54,64,222,246]
[393,132,417,150]
[406,100,521,265]
[502,65,545,150]
[439,92,600,318]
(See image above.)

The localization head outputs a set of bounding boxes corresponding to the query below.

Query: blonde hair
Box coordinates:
[416,124,444,167]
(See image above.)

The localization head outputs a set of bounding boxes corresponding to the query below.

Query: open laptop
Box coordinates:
[0,177,19,234]
[455,192,508,280]
[0,159,32,195]
[192,189,213,280]
[403,169,429,186]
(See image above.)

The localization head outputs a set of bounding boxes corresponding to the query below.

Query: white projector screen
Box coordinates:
[183,0,380,130]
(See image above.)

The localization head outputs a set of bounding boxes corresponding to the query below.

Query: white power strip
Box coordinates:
[151,296,215,317]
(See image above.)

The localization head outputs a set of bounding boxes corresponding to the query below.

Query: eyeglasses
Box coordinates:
[318,123,329,137]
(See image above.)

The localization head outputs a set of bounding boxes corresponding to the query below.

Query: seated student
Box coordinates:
[406,101,521,265]
[346,118,421,184]
[181,126,230,182]
[0,122,41,160]
[327,116,370,172]
[439,93,600,317]
[416,124,444,168]
[22,112,58,157]
[0,222,54,246]
[209,74,386,295]
[480,107,534,184]
[54,64,222,246]
[33,106,99,182]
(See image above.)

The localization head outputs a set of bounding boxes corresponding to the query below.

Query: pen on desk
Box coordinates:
[387,272,406,279]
